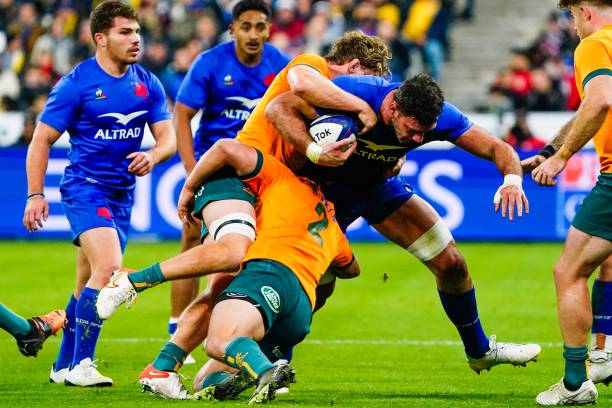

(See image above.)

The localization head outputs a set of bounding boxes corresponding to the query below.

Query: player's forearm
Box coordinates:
[558,96,609,160]
[265,94,313,154]
[491,142,523,177]
[148,121,177,164]
[548,117,575,151]
[25,136,51,195]
[174,107,197,172]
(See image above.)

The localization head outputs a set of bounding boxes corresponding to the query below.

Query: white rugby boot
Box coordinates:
[64,358,113,387]
[50,364,69,384]
[96,269,136,320]
[467,335,541,373]
[588,349,612,385]
[139,364,190,400]
[536,378,597,406]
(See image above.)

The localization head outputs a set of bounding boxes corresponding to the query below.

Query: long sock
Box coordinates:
[128,263,165,293]
[54,295,77,370]
[201,370,232,388]
[72,287,103,366]
[168,317,179,336]
[438,288,490,359]
[592,280,612,352]
[153,342,187,372]
[563,345,588,391]
[224,336,274,380]
[0,303,30,336]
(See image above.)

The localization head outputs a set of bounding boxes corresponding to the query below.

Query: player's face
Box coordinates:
[231,10,270,58]
[392,113,436,144]
[101,17,141,64]
[570,6,590,40]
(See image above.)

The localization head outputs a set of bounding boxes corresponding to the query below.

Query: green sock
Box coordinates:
[224,336,274,380]
[563,345,588,391]
[153,342,187,372]
[128,263,165,293]
[0,303,31,337]
[201,370,232,388]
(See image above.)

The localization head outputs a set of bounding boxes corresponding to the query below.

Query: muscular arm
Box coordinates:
[521,117,575,173]
[455,124,528,220]
[287,65,376,132]
[533,75,612,185]
[174,102,199,174]
[23,122,62,232]
[265,91,356,166]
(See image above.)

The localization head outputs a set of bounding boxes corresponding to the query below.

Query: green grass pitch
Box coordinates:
[1,241,610,407]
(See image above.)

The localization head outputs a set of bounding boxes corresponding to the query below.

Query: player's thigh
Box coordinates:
[555,226,612,282]
[208,299,266,346]
[78,227,122,274]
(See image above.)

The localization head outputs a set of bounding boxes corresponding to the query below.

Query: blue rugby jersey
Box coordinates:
[175,41,289,159]
[307,75,473,185]
[40,57,170,190]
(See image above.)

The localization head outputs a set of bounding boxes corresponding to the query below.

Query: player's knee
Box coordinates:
[435,247,468,283]
[406,219,453,262]
[204,335,227,361]
[216,237,252,271]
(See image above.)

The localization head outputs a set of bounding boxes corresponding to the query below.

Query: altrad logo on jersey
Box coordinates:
[221,96,262,121]
[95,111,148,140]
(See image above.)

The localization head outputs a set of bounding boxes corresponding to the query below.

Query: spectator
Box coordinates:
[504,110,546,151]
[270,0,305,55]
[159,47,195,103]
[528,68,564,111]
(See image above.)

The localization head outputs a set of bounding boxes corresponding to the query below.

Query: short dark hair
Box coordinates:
[90,1,138,41]
[232,0,271,21]
[559,0,612,8]
[394,74,444,127]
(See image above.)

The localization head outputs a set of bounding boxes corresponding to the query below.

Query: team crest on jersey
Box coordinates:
[223,74,234,86]
[132,81,148,99]
[263,72,276,86]
[261,286,280,313]
[95,88,107,100]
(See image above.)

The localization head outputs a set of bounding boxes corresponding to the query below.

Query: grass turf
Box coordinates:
[0,240,610,407]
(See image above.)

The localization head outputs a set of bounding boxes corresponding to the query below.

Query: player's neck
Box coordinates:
[234,46,262,67]
[95,52,130,78]
[327,64,346,79]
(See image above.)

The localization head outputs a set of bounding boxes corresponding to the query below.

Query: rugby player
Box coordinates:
[263,73,541,373]
[23,1,175,386]
[528,1,612,405]
[169,0,289,358]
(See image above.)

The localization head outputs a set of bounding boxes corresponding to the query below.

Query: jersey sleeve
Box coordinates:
[39,76,81,133]
[148,74,171,124]
[575,38,612,91]
[333,231,354,267]
[240,150,288,195]
[428,101,473,143]
[176,53,212,110]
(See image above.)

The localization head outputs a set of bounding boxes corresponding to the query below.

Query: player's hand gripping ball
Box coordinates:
[308,114,359,149]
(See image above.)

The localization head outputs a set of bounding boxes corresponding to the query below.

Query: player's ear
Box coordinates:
[94,32,106,47]
[229,23,235,37]
[347,59,361,75]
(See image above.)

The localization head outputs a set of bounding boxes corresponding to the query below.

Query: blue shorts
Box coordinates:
[60,177,133,252]
[322,176,415,231]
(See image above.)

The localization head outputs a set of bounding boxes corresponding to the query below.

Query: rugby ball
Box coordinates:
[308,114,358,146]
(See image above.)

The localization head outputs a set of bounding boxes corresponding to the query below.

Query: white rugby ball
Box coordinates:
[308,114,359,146]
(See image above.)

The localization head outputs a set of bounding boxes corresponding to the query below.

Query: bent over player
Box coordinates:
[23,1,175,387]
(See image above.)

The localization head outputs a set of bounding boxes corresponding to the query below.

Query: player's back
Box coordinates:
[40,57,169,190]
[237,54,331,169]
[176,42,289,159]
[240,151,352,307]
[573,27,612,173]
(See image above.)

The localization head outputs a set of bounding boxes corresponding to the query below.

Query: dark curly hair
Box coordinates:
[232,0,271,21]
[90,1,138,42]
[394,74,444,127]
[559,0,612,8]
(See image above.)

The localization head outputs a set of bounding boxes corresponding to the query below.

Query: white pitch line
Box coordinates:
[0,337,563,348]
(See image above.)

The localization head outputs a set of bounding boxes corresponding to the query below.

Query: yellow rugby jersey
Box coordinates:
[240,150,354,309]
[236,54,330,170]
[574,25,612,173]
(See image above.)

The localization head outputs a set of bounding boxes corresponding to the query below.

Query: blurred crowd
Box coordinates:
[484,10,580,115]
[0,0,477,145]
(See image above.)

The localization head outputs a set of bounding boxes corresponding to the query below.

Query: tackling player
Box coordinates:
[264,74,541,373]
[169,0,289,357]
[22,1,175,387]
[525,1,612,405]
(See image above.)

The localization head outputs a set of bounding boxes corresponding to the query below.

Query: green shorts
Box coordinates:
[572,173,612,241]
[217,259,313,361]
[193,167,256,241]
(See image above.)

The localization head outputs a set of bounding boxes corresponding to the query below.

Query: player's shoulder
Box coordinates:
[263,43,290,61]
[64,57,97,82]
[198,41,234,61]
[289,53,326,68]
[576,33,610,56]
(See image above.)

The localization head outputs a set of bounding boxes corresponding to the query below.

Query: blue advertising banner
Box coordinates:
[0,146,599,242]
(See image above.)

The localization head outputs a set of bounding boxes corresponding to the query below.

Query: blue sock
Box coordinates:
[54,295,77,370]
[592,280,612,336]
[0,303,30,336]
[153,342,187,372]
[563,345,588,391]
[168,317,178,336]
[438,288,490,359]
[225,336,274,380]
[280,348,293,363]
[72,287,103,366]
